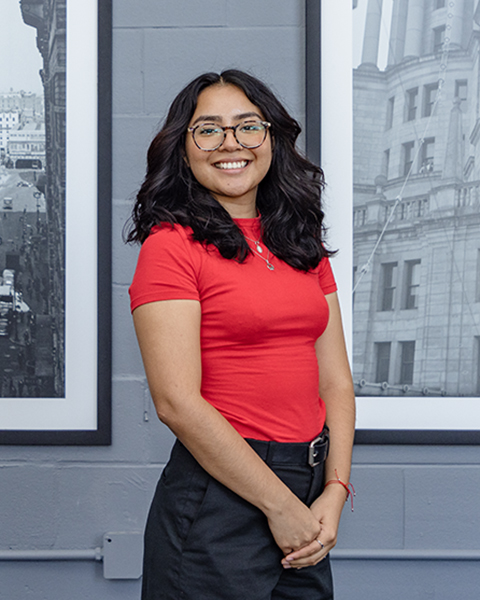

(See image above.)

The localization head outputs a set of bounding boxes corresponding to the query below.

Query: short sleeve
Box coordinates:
[129,225,200,312]
[317,257,337,295]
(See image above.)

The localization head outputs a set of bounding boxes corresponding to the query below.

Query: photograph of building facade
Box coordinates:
[0,0,66,397]
[353,0,480,397]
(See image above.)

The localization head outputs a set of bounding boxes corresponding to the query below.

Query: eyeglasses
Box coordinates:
[188,120,271,152]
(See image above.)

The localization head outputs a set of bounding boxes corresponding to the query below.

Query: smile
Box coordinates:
[214,160,249,170]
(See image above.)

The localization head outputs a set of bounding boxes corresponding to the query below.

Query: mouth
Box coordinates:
[213,160,249,170]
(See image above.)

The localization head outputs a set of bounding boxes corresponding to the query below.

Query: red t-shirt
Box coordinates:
[129,217,337,443]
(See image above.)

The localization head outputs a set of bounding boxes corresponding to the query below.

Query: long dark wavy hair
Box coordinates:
[125,69,334,271]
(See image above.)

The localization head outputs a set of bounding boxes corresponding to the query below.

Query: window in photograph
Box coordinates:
[423,83,439,117]
[420,137,435,173]
[404,260,421,309]
[455,79,468,106]
[386,96,395,130]
[416,198,428,217]
[399,341,416,385]
[433,25,446,53]
[379,262,398,311]
[383,149,390,179]
[355,208,366,227]
[405,87,419,121]
[375,342,391,383]
[402,141,415,176]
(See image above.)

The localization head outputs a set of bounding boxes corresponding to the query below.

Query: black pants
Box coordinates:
[142,438,333,600]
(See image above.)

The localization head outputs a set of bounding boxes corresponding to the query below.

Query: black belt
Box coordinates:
[246,427,329,468]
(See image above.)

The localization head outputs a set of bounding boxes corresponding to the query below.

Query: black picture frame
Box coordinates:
[305,0,480,445]
[0,0,112,445]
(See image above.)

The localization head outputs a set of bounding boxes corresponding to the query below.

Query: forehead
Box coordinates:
[190,84,264,122]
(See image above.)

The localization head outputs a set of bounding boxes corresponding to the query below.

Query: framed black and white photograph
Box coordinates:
[0,0,111,445]
[308,0,480,443]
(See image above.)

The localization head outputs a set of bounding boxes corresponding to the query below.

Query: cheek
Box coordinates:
[185,145,208,179]
[184,139,196,168]
[259,148,273,176]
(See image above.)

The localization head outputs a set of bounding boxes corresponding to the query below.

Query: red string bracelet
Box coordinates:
[324,469,356,512]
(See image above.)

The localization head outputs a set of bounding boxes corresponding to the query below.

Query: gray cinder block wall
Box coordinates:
[1,1,480,599]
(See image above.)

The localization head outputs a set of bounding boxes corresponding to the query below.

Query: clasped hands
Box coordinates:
[266,488,343,570]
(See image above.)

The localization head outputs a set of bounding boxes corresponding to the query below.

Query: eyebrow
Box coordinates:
[191,111,264,126]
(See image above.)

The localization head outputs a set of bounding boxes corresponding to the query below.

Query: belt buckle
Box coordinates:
[308,433,325,467]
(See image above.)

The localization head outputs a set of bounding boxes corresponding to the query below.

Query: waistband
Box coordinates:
[246,427,329,468]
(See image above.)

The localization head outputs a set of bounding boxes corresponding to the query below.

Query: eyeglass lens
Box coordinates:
[194,121,268,150]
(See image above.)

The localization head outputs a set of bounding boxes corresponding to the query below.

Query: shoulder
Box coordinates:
[316,257,337,295]
[138,223,202,263]
[144,222,194,248]
[129,223,202,312]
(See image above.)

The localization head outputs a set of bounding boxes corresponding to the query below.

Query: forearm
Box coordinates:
[154,390,322,555]
[282,383,355,568]
[311,381,355,521]
[322,381,355,491]
[311,292,356,520]
[157,390,292,515]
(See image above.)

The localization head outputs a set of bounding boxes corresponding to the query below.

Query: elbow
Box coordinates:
[149,387,201,432]
[319,377,355,399]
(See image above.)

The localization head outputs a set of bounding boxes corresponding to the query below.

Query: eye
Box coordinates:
[239,121,265,134]
[197,124,222,136]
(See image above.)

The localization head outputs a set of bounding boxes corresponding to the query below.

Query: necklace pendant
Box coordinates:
[255,243,263,253]
[266,261,274,271]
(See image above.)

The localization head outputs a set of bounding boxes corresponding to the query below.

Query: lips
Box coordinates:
[213,160,249,170]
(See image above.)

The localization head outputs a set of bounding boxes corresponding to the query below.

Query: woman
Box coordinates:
[128,69,355,600]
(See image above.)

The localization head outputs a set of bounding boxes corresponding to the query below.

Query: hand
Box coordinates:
[280,485,346,569]
[265,493,321,558]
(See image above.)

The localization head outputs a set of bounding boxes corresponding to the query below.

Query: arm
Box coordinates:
[133,299,322,556]
[282,292,355,568]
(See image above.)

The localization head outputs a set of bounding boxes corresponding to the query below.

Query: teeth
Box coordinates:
[214,161,248,170]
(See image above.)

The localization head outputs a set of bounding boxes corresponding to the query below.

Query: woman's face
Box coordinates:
[185,84,272,218]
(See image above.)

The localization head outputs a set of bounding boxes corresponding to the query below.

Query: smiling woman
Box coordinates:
[126,69,355,600]
[184,85,273,218]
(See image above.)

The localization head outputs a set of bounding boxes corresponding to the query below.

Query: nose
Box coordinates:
[220,127,241,150]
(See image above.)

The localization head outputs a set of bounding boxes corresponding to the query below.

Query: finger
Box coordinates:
[283,544,328,569]
[282,550,325,569]
[281,539,323,564]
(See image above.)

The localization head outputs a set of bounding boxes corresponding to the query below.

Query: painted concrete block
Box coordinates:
[112,29,144,114]
[143,27,304,118]
[405,466,480,548]
[112,284,145,378]
[226,0,304,27]
[112,115,161,200]
[111,378,176,465]
[336,466,404,549]
[113,0,227,28]
[112,200,140,287]
[0,466,58,548]
[54,465,162,547]
[0,562,141,600]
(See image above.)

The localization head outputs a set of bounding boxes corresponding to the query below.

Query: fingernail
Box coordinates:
[283,563,292,569]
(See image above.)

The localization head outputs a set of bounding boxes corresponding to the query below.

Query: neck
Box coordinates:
[213,197,257,219]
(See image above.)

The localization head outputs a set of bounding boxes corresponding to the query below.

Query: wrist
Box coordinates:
[324,469,356,511]
[259,482,300,518]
